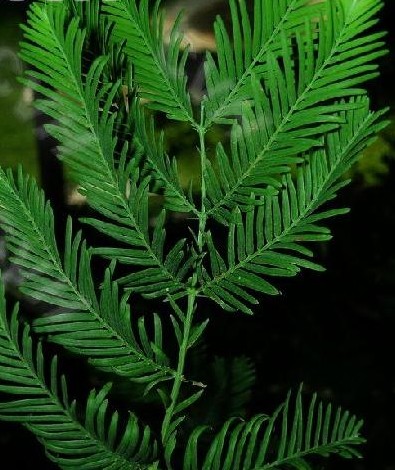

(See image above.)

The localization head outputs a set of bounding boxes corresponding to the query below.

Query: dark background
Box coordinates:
[1,1,395,469]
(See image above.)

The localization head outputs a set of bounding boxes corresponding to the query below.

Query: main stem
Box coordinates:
[161,288,196,443]
[161,116,208,447]
[196,119,208,258]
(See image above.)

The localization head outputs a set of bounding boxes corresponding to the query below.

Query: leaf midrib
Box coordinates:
[200,111,373,294]
[206,9,350,220]
[2,171,177,381]
[41,7,187,295]
[253,436,363,469]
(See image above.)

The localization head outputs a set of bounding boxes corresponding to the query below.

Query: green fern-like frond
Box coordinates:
[181,386,365,470]
[204,80,353,225]
[19,1,189,299]
[201,98,387,313]
[0,0,386,466]
[0,167,177,387]
[204,0,386,223]
[102,0,195,124]
[0,280,158,470]
[203,0,326,126]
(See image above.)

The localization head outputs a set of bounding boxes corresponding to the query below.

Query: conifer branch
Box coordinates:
[0,0,387,467]
[204,0,386,223]
[0,168,178,386]
[200,99,387,313]
[19,2,190,298]
[182,386,365,469]
[0,281,158,469]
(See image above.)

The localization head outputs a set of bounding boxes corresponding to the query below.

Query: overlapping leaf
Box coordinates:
[0,167,176,387]
[201,98,387,313]
[0,280,158,470]
[103,0,194,123]
[182,386,365,470]
[19,1,190,298]
[204,0,387,224]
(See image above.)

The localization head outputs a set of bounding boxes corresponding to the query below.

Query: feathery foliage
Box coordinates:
[0,0,387,467]
[201,98,387,313]
[0,279,158,469]
[19,2,190,299]
[0,167,177,388]
[181,386,365,470]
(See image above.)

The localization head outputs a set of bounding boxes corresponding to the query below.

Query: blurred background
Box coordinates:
[1,0,395,468]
